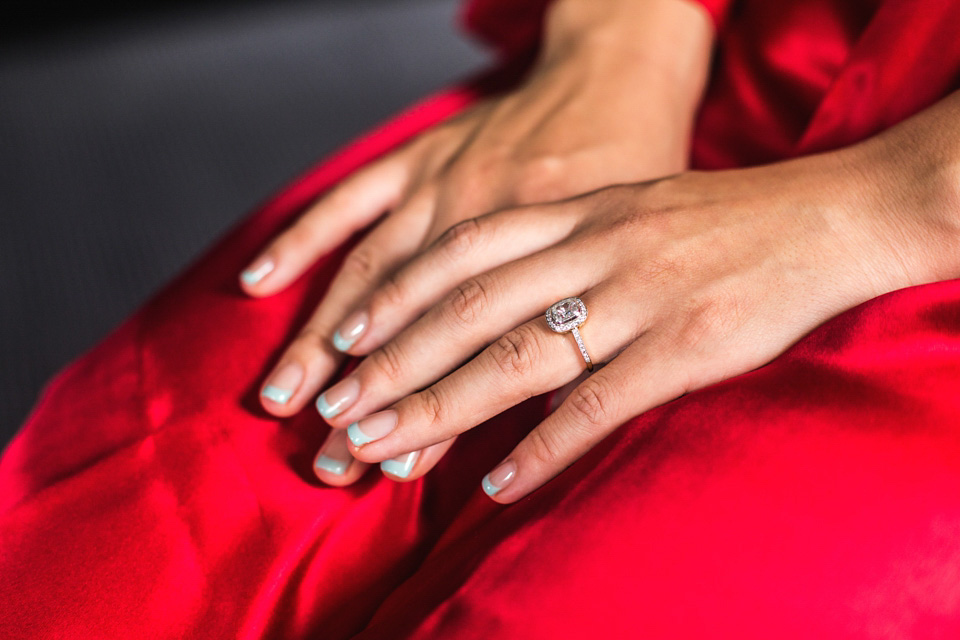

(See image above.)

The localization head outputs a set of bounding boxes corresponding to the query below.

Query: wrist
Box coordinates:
[876,94,960,283]
[541,0,714,112]
[835,103,960,295]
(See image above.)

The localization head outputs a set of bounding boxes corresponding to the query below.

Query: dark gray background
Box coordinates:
[0,0,489,447]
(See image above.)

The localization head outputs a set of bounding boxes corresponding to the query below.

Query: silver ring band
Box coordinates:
[570,327,592,371]
[545,297,594,372]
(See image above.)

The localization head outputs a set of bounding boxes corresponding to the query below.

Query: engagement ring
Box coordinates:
[545,297,593,372]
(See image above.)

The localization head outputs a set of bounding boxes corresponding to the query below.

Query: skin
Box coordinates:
[240,0,960,500]
[242,0,713,484]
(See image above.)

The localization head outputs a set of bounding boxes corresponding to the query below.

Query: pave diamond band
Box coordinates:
[545,297,593,372]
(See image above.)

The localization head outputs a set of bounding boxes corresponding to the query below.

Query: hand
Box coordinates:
[310,99,960,500]
[238,0,714,483]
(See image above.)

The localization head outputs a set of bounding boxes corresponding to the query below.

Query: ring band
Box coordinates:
[545,297,594,372]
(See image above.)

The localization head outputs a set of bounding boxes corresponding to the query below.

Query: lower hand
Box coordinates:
[237,0,714,483]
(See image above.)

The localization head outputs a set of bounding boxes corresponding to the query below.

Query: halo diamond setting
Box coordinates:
[545,297,593,371]
[545,297,588,333]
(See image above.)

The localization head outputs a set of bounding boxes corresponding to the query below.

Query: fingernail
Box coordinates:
[314,429,353,476]
[261,361,303,405]
[316,377,360,419]
[347,410,398,446]
[333,310,369,352]
[314,454,349,476]
[380,450,420,479]
[241,257,274,285]
[482,459,517,497]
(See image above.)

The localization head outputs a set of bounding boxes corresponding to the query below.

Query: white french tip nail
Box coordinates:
[241,259,274,285]
[481,473,502,496]
[347,421,373,446]
[380,451,420,479]
[314,454,349,476]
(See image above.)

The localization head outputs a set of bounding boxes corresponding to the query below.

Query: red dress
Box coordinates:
[3,0,960,637]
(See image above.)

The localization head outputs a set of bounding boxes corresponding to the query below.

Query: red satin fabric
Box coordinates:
[4,1,960,637]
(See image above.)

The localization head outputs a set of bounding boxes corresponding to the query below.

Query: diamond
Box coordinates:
[545,297,587,333]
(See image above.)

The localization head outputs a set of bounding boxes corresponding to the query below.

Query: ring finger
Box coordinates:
[315,236,601,426]
[343,282,643,468]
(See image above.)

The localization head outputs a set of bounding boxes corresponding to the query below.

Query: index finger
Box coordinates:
[239,153,411,296]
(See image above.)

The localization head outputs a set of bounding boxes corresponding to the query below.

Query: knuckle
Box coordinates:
[291,325,328,354]
[680,311,715,352]
[676,295,738,353]
[369,273,406,316]
[566,379,615,428]
[447,277,491,325]
[526,426,567,467]
[342,246,379,282]
[458,154,500,182]
[438,218,483,258]
[413,386,445,428]
[514,156,566,203]
[490,324,542,378]
[447,157,498,202]
[369,341,406,381]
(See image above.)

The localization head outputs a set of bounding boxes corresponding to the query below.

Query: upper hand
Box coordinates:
[311,126,960,500]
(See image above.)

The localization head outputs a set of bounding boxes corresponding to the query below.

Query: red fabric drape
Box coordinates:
[4,1,960,637]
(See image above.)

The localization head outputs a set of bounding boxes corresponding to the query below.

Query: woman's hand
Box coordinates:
[238,0,714,440]
[310,93,960,499]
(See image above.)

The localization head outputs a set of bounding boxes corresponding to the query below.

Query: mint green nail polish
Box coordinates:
[346,411,397,447]
[314,454,348,476]
[332,311,369,352]
[381,451,419,479]
[332,330,355,352]
[316,394,339,419]
[481,473,502,496]
[241,259,274,285]
[347,422,373,446]
[482,460,516,498]
[315,378,361,421]
[262,385,293,405]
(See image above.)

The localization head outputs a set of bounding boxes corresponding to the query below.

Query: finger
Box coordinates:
[481,330,695,503]
[378,436,458,482]
[313,427,369,486]
[239,153,411,296]
[332,204,579,355]
[342,284,643,465]
[315,237,602,427]
[259,199,432,417]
